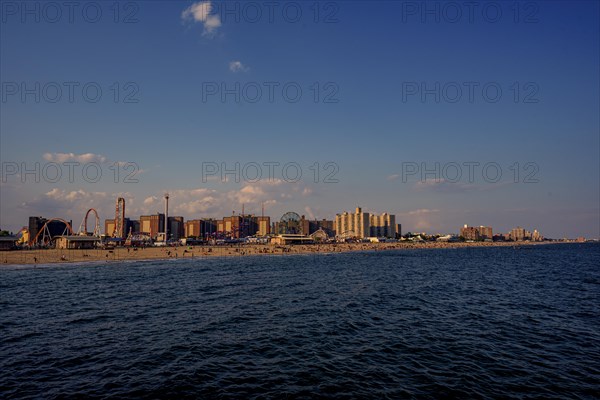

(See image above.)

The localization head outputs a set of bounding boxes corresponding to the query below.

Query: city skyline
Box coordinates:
[1,1,599,238]
[1,165,595,238]
[17,196,554,242]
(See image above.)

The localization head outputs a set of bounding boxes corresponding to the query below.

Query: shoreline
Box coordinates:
[0,241,567,266]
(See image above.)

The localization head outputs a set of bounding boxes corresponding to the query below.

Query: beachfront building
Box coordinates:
[185,219,218,239]
[478,226,493,241]
[507,227,543,242]
[216,215,270,238]
[257,216,271,236]
[277,216,334,237]
[185,219,202,238]
[168,216,185,240]
[0,236,17,251]
[460,225,493,241]
[55,235,101,249]
[370,213,397,238]
[105,219,115,237]
[270,234,313,245]
[140,214,165,240]
[532,229,544,242]
[509,226,527,241]
[218,216,239,238]
[308,219,335,237]
[460,225,480,241]
[335,207,370,238]
[105,218,138,238]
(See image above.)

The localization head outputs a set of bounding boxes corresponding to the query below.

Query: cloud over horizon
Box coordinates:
[43,152,107,164]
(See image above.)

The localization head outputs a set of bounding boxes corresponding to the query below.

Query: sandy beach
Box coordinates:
[0,241,556,266]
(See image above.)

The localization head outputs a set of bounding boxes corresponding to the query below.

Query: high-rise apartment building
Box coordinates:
[370,213,397,238]
[509,226,526,241]
[478,226,493,240]
[335,207,371,238]
[460,225,493,241]
[460,225,480,241]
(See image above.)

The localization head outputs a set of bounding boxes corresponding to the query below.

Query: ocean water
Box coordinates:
[1,244,599,399]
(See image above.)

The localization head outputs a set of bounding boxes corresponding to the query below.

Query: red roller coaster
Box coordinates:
[30,218,74,247]
[77,208,101,237]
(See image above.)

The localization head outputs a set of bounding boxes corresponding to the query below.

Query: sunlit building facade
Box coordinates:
[370,213,397,238]
[335,207,371,238]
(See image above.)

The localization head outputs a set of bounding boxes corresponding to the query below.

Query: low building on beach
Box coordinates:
[270,234,313,245]
[55,236,101,250]
[0,236,18,251]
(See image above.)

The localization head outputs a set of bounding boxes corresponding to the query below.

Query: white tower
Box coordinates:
[164,193,169,242]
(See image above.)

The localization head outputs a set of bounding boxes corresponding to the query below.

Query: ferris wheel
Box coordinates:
[279,212,302,234]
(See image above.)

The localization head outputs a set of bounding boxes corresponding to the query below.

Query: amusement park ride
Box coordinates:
[27,218,74,248]
[14,196,166,248]
[16,208,103,248]
[113,197,126,239]
[114,197,151,246]
[78,208,101,237]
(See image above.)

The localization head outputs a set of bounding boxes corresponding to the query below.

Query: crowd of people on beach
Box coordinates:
[0,240,551,265]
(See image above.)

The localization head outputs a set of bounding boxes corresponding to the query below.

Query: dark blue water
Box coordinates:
[1,244,599,399]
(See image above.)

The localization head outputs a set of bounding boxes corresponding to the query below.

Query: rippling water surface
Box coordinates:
[1,244,599,398]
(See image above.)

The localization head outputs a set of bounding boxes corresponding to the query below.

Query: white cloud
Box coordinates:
[156,188,222,216]
[40,154,147,178]
[143,196,158,206]
[181,1,222,36]
[405,208,440,216]
[175,197,220,215]
[414,179,479,193]
[227,184,270,205]
[43,152,107,164]
[21,189,113,231]
[414,179,511,193]
[44,188,108,203]
[225,179,313,210]
[229,60,249,73]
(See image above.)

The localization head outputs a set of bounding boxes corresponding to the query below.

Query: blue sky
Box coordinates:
[1,1,599,238]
